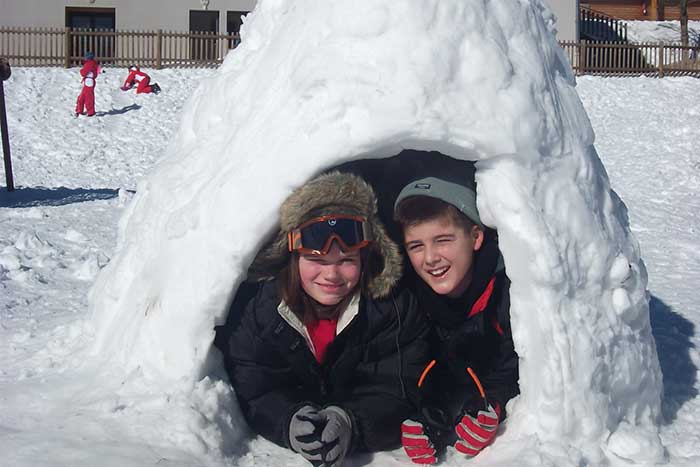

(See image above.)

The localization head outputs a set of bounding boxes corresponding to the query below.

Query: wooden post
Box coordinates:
[658,43,665,77]
[1,58,14,192]
[156,29,162,69]
[64,27,71,68]
[580,40,587,76]
[681,0,689,47]
[681,0,689,62]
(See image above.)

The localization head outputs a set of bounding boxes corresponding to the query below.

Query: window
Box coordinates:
[189,10,220,61]
[227,11,249,47]
[65,7,116,61]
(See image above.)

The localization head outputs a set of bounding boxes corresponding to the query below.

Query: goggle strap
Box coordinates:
[288,230,301,252]
[361,220,372,242]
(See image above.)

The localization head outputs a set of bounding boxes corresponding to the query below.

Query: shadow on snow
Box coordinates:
[95,103,141,117]
[649,294,699,424]
[0,186,123,208]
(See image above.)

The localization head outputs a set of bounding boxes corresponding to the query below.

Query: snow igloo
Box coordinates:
[88,0,665,465]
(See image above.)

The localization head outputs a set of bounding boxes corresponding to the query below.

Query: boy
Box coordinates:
[393,175,519,464]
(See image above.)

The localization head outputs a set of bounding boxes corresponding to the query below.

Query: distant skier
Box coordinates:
[121,66,161,94]
[75,51,99,117]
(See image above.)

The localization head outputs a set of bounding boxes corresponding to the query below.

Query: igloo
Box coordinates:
[88,0,664,465]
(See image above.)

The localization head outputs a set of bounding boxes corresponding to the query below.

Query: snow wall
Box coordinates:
[89,0,664,464]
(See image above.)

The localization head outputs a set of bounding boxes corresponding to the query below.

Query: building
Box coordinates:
[0,0,580,67]
[547,0,580,41]
[581,1,700,21]
[0,0,257,36]
[1,0,579,41]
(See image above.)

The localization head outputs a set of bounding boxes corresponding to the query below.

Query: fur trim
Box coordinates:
[248,171,402,299]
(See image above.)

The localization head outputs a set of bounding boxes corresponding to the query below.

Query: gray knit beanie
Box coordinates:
[394,176,483,228]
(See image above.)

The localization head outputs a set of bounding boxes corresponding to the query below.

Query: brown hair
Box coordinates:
[277,248,372,324]
[394,196,475,233]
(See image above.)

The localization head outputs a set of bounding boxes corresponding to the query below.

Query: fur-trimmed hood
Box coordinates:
[248,171,403,299]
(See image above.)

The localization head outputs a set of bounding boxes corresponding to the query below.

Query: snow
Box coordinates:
[624,20,700,66]
[0,1,698,466]
[626,20,700,44]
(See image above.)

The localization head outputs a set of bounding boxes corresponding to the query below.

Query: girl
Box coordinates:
[217,171,430,467]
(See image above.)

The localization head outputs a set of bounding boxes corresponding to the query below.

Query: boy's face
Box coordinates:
[403,215,484,298]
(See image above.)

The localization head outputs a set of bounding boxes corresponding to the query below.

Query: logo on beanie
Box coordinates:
[328,219,337,226]
[414,183,431,190]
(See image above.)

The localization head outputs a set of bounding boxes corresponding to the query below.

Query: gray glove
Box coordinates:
[316,406,352,467]
[289,405,325,462]
[289,405,353,467]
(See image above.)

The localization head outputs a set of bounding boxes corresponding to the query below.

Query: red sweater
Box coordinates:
[307,318,337,363]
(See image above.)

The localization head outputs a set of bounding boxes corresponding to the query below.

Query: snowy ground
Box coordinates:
[626,20,700,44]
[575,75,700,464]
[1,66,699,465]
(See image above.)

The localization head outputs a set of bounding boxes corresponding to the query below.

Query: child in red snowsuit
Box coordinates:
[121,66,160,94]
[75,51,98,117]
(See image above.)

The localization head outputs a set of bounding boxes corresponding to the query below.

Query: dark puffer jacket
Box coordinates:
[410,236,519,435]
[219,280,430,452]
[215,172,431,453]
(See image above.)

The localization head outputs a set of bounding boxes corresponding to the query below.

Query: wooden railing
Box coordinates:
[560,40,700,77]
[579,6,628,42]
[0,27,240,68]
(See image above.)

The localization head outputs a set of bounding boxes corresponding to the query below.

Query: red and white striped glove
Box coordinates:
[401,419,437,465]
[454,404,499,457]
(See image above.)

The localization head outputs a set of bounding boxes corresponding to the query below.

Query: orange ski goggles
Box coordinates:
[287,215,372,255]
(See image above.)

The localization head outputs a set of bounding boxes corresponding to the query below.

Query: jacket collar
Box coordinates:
[276,292,361,357]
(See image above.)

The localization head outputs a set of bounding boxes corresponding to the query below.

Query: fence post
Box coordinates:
[156,29,162,69]
[64,27,71,68]
[658,43,664,77]
[579,40,587,75]
[1,58,14,192]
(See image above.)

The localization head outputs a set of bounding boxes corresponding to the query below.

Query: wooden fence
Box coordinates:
[560,40,700,77]
[0,27,240,68]
[2,27,700,77]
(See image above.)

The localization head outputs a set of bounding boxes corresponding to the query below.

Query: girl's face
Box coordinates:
[298,242,362,305]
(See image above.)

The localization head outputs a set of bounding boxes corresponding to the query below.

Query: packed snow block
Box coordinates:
[88,0,664,464]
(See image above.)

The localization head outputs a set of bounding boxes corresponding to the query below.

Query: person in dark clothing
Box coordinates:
[393,175,520,464]
[216,171,431,467]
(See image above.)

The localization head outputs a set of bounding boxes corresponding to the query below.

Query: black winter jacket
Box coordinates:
[216,279,431,453]
[410,238,520,430]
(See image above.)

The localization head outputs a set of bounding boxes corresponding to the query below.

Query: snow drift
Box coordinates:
[88,0,664,464]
